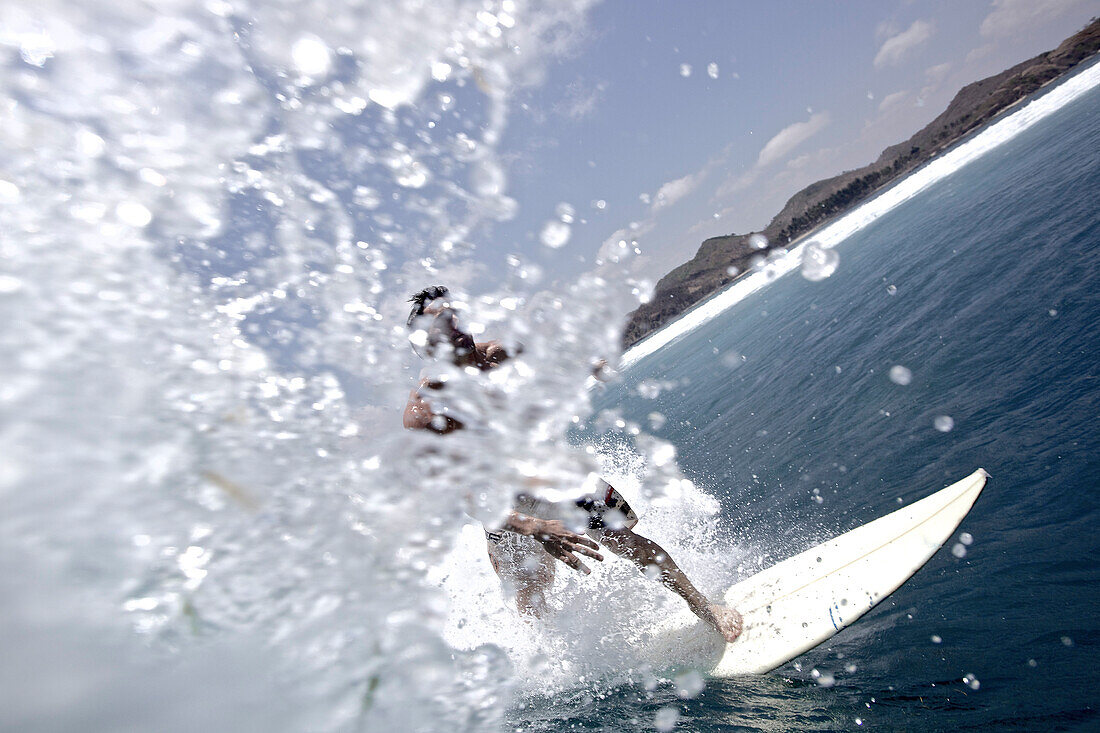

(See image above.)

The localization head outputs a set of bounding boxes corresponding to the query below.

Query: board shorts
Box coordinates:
[485,480,639,544]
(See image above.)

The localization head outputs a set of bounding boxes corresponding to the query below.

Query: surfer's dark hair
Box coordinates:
[406,285,449,327]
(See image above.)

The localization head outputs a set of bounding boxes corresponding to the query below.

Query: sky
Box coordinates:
[462,0,1100,290]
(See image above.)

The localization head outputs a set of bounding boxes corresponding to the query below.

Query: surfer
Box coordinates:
[402,286,742,643]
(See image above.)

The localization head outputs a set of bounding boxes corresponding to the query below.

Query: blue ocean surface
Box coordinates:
[529,74,1100,730]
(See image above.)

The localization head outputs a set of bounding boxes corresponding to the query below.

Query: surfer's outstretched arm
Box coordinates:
[592,528,742,642]
[501,513,604,574]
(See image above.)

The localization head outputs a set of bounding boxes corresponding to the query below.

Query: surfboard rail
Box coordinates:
[645,469,988,677]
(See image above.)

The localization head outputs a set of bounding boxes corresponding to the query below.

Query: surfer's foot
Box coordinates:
[707,604,743,643]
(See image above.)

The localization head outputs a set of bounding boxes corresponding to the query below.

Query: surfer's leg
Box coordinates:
[513,549,556,618]
[591,528,742,642]
[486,536,556,619]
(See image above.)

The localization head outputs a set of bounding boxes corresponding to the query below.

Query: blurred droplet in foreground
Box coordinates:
[655,706,680,731]
[674,669,704,699]
[539,219,571,248]
[800,241,839,281]
[470,159,506,196]
[888,365,912,385]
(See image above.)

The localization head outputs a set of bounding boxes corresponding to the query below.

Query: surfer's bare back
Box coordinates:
[402,285,742,643]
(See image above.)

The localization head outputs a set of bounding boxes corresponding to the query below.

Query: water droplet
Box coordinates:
[726,265,740,277]
[679,63,692,78]
[469,159,505,196]
[888,365,912,386]
[555,202,575,223]
[1061,635,1074,647]
[951,543,967,558]
[721,351,745,369]
[931,634,942,644]
[139,168,167,187]
[353,186,381,209]
[76,129,106,158]
[934,415,954,432]
[707,62,719,79]
[886,284,898,295]
[811,668,835,687]
[0,179,21,203]
[959,532,973,545]
[116,201,152,227]
[430,61,452,81]
[291,35,332,78]
[19,32,55,67]
[655,706,679,731]
[592,199,607,210]
[846,663,858,673]
[962,673,980,690]
[1027,658,1038,667]
[393,157,430,188]
[487,195,518,221]
[0,275,24,294]
[637,380,661,399]
[801,241,839,281]
[674,670,704,699]
[652,442,676,467]
[748,233,769,250]
[539,219,571,248]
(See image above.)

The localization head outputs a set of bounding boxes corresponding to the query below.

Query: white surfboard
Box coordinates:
[645,468,988,676]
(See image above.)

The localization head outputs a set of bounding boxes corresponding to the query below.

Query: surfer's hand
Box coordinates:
[531,519,604,574]
[706,604,743,643]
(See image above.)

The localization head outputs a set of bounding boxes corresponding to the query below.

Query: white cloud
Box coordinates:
[597,220,655,265]
[965,43,995,65]
[756,112,830,167]
[878,90,910,112]
[918,62,953,101]
[925,62,952,83]
[874,19,935,68]
[712,167,760,201]
[651,171,703,211]
[875,20,900,43]
[979,0,1086,38]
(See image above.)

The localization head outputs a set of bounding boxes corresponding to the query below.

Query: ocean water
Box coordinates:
[559,69,1100,731]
